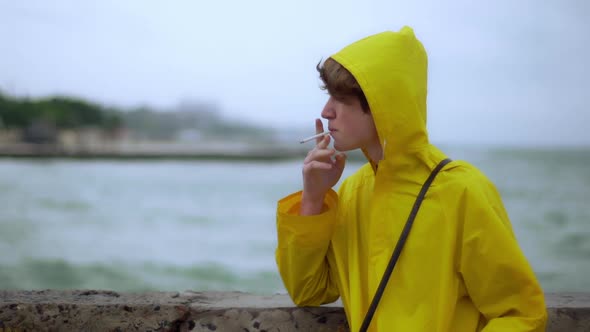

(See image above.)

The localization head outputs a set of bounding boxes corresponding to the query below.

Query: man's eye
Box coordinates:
[335,96,351,104]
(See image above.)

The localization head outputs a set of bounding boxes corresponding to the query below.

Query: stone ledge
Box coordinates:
[0,290,588,331]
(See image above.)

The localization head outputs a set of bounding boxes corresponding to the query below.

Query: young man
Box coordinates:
[275,26,547,331]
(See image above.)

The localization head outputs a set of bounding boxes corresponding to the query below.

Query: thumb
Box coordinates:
[334,153,347,172]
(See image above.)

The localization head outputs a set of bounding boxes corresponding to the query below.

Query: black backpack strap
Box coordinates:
[359,158,452,332]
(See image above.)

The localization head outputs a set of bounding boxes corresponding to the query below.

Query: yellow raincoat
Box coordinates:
[276,27,547,331]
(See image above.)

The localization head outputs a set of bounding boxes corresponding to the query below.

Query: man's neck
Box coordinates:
[364,141,383,165]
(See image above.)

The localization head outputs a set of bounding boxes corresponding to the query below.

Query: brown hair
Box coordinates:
[316,58,370,113]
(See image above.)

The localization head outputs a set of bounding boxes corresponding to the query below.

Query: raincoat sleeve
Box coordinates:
[459,178,547,331]
[275,189,340,306]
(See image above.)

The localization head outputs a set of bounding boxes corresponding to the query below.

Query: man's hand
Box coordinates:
[300,119,346,215]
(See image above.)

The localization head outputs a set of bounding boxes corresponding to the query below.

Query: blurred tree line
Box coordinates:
[0,92,274,143]
[123,102,274,141]
[0,92,121,130]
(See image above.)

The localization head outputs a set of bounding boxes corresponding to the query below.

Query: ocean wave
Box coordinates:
[0,258,285,294]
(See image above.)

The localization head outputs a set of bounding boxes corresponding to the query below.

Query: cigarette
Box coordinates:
[299,131,331,144]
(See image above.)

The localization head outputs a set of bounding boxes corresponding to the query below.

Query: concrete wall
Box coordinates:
[0,290,588,331]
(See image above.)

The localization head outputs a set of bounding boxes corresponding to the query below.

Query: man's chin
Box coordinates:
[333,142,355,152]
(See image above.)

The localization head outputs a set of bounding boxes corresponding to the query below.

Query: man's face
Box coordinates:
[321,95,379,152]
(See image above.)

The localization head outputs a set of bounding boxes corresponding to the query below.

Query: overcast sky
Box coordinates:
[1,1,588,146]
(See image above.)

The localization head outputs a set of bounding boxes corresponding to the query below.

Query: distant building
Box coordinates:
[176,128,203,142]
[22,119,58,144]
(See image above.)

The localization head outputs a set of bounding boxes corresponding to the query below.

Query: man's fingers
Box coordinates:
[304,148,335,163]
[317,133,330,149]
[303,160,333,172]
[315,119,324,144]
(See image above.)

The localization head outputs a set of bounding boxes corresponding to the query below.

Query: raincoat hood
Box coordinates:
[330,26,429,165]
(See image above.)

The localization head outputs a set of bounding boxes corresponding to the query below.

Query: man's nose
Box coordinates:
[321,97,335,119]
